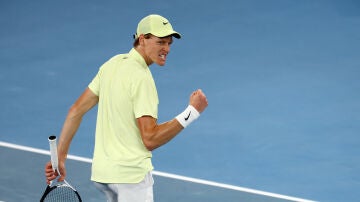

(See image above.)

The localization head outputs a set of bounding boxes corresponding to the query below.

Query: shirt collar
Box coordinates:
[128,48,148,68]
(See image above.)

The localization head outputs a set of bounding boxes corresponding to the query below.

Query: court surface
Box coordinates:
[1,0,359,201]
[0,142,314,202]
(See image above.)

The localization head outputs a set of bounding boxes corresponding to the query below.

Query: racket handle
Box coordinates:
[48,135,59,171]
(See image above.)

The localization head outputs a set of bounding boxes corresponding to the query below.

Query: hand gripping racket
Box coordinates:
[40,135,82,202]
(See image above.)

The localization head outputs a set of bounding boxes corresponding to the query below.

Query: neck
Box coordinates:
[135,46,152,66]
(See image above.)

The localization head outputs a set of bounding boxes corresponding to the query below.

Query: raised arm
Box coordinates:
[137,89,208,151]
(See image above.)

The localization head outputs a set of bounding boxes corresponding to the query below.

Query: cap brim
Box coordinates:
[153,30,181,39]
[172,33,181,39]
[134,31,181,39]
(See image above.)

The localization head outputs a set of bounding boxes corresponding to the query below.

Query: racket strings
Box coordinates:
[43,185,81,202]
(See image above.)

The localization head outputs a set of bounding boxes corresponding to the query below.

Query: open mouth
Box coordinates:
[159,54,166,60]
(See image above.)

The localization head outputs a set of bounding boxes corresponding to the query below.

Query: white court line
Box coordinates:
[0,141,316,202]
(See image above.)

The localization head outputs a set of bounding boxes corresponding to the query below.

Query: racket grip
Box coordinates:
[48,135,59,171]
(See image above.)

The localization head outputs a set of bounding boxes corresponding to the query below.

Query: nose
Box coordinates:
[163,43,171,53]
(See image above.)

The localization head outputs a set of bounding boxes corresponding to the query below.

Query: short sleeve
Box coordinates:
[132,75,159,119]
[88,68,102,96]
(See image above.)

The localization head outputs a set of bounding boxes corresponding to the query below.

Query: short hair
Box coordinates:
[133,34,152,47]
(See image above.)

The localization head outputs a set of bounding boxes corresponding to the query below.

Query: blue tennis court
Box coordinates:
[1,0,359,201]
[0,142,314,202]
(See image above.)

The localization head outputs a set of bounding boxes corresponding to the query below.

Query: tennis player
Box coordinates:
[45,14,208,202]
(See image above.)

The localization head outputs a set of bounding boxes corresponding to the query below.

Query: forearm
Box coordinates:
[57,88,98,161]
[57,110,83,161]
[149,119,184,150]
[138,89,208,151]
[138,117,184,151]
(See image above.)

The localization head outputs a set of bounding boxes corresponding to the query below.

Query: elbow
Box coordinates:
[143,140,156,151]
[142,138,158,151]
[67,104,84,120]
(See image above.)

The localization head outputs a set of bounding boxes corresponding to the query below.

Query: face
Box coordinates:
[140,35,173,66]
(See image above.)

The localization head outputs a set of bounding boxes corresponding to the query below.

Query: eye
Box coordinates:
[157,41,165,45]
[156,39,172,46]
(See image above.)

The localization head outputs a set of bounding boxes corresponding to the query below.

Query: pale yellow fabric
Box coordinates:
[88,48,158,183]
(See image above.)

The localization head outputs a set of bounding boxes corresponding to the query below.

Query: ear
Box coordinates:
[138,34,146,46]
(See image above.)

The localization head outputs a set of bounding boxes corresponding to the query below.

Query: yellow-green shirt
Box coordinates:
[88,48,158,183]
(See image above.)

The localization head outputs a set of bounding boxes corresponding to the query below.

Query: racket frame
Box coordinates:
[40,135,82,202]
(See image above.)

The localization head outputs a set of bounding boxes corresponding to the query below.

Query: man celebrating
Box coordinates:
[45,14,208,202]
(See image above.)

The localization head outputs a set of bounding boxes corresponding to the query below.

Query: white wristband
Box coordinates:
[175,105,200,128]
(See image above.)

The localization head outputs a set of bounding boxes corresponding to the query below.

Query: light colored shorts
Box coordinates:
[93,172,154,202]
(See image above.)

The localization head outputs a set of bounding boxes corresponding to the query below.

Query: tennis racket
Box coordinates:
[40,135,82,202]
